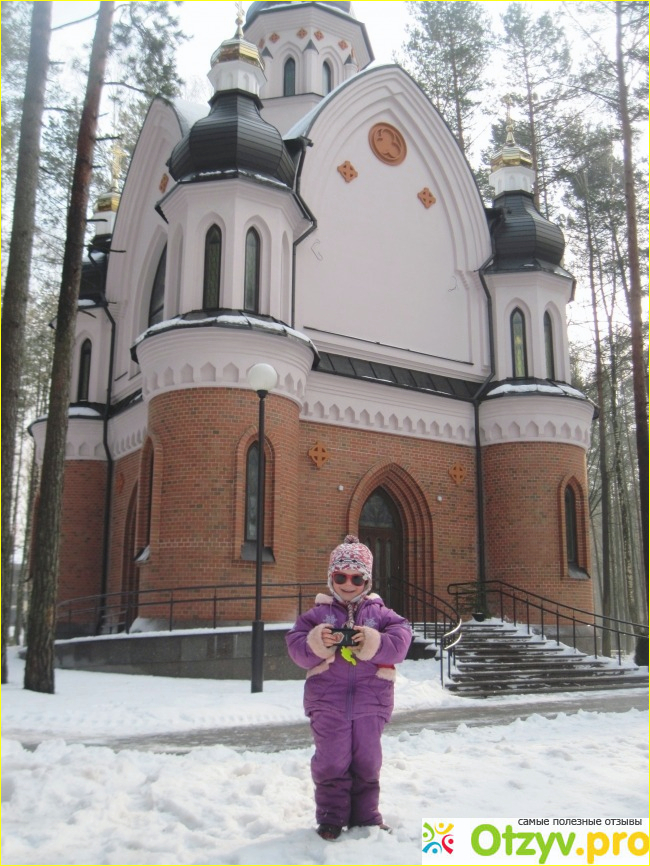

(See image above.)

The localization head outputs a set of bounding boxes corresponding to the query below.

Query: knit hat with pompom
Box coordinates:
[327,534,373,601]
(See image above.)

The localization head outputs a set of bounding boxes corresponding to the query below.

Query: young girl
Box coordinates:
[286,535,412,840]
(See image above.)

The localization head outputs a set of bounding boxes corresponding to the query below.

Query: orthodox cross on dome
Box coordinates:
[110,139,126,190]
[503,94,516,145]
[235,1,244,38]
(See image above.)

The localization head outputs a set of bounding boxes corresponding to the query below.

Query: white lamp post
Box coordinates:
[246,362,278,693]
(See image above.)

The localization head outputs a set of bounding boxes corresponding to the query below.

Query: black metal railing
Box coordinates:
[400,577,463,684]
[447,579,648,664]
[56,577,463,683]
[56,581,325,637]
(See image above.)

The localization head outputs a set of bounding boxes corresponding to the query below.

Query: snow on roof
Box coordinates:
[487,381,587,400]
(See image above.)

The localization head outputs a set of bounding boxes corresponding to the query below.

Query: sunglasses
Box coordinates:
[333,573,366,586]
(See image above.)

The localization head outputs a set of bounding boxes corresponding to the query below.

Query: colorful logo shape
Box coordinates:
[423,822,454,855]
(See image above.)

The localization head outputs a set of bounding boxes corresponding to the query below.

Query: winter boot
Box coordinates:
[316,823,342,841]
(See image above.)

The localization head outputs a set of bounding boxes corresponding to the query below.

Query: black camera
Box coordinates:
[331,627,357,647]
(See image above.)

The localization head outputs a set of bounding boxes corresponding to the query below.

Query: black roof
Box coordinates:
[485,191,566,273]
[246,2,352,26]
[317,352,481,401]
[168,91,295,187]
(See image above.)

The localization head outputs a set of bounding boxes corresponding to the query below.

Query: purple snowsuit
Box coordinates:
[286,592,412,828]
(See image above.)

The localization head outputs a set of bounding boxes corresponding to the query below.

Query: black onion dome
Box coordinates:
[246,1,352,26]
[168,91,295,187]
[488,191,565,271]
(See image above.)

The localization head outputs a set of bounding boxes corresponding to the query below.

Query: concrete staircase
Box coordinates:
[443,620,649,698]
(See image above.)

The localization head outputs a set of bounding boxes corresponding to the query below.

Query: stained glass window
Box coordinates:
[283,58,296,96]
[148,245,167,327]
[244,228,260,312]
[203,225,221,309]
[77,339,92,402]
[510,308,528,378]
[544,311,555,380]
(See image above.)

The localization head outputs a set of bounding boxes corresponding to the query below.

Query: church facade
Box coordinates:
[30,1,595,635]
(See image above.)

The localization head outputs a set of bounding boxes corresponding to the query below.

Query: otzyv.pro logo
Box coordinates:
[422,818,649,865]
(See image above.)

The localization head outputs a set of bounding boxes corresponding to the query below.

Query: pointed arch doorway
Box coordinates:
[359,487,405,615]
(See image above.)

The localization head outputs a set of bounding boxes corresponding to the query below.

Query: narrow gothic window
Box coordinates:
[565,486,578,565]
[244,228,260,312]
[77,339,92,402]
[283,57,296,96]
[510,308,528,378]
[322,61,332,94]
[203,225,222,309]
[544,311,555,379]
[148,245,167,327]
[245,442,259,542]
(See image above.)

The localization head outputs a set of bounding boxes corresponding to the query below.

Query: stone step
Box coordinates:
[455,659,607,671]
[440,619,648,697]
[450,666,639,683]
[446,673,649,696]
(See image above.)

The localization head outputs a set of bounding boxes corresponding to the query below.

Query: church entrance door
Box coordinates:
[359,487,405,616]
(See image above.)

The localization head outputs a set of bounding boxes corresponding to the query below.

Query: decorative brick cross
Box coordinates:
[418,187,437,208]
[309,442,330,469]
[449,462,467,484]
[337,161,358,183]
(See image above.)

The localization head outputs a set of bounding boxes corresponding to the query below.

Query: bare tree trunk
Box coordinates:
[584,191,612,657]
[615,3,649,608]
[15,448,39,647]
[1,2,52,684]
[24,2,114,694]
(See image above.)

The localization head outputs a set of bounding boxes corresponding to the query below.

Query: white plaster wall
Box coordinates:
[106,99,190,403]
[294,66,492,382]
[160,178,312,324]
[244,3,370,98]
[72,304,112,404]
[135,326,315,408]
[484,270,574,382]
[302,371,476,446]
[479,394,593,449]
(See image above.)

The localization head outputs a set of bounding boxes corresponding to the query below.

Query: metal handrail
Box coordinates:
[56,581,325,636]
[399,577,463,684]
[56,577,463,684]
[447,579,648,664]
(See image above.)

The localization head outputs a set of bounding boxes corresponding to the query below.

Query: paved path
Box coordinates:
[81,689,648,755]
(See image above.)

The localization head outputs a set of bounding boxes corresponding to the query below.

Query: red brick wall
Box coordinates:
[55,395,596,630]
[57,460,107,610]
[296,423,477,609]
[134,388,303,624]
[482,440,593,616]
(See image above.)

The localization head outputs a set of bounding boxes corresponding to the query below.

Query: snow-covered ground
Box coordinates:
[2,646,648,865]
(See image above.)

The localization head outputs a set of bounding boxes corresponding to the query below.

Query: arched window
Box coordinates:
[77,338,92,402]
[510,307,528,378]
[544,311,556,379]
[244,228,260,312]
[203,224,222,309]
[283,57,296,96]
[322,61,332,94]
[565,486,578,565]
[245,442,259,542]
[148,245,167,327]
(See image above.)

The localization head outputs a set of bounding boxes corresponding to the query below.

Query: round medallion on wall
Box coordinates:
[368,122,407,166]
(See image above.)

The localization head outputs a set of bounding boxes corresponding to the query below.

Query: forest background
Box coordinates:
[1,1,647,688]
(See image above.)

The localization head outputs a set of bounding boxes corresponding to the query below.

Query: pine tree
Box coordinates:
[1,1,53,685]
[499,3,573,213]
[569,1,649,612]
[399,1,494,156]
[24,1,115,694]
